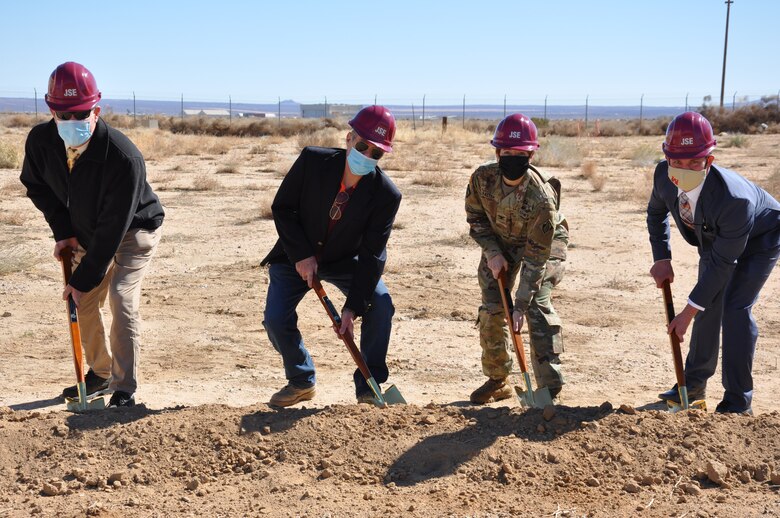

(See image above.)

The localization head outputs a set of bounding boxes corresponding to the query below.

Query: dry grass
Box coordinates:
[765,166,780,199]
[0,246,40,276]
[258,193,275,219]
[410,171,459,188]
[623,143,662,167]
[534,137,587,168]
[629,169,655,209]
[216,164,239,174]
[296,127,342,149]
[190,174,221,191]
[580,160,606,191]
[721,134,750,148]
[0,211,29,226]
[126,129,234,160]
[0,140,20,168]
[0,181,26,196]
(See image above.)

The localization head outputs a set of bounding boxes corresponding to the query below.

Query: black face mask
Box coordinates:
[498,155,530,181]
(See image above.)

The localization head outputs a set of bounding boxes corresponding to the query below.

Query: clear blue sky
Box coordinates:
[2,0,778,106]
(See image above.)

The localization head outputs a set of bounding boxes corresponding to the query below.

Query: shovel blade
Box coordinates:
[383,384,406,405]
[514,373,554,409]
[514,385,554,409]
[66,395,106,413]
[667,399,707,413]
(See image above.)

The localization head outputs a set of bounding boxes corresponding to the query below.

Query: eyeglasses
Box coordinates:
[329,190,350,221]
[354,140,384,160]
[54,110,92,121]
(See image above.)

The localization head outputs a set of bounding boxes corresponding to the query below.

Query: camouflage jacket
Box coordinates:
[465,162,568,311]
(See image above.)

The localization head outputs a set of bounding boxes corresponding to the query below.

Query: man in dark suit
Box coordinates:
[261,106,402,407]
[648,111,780,415]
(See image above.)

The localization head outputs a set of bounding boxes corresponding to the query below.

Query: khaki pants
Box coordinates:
[72,227,161,394]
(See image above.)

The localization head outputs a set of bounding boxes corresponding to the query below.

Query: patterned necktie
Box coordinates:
[66,148,81,173]
[679,192,695,229]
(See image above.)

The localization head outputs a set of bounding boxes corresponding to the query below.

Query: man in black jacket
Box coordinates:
[20,62,164,408]
[261,105,402,407]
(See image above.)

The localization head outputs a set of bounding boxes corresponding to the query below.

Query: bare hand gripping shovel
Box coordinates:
[661,280,706,413]
[312,277,406,407]
[61,247,105,412]
[497,271,553,409]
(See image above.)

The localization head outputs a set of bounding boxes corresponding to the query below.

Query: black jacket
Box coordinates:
[261,146,401,316]
[20,118,164,292]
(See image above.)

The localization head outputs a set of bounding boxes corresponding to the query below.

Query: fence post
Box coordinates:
[34,88,38,119]
[180,94,184,120]
[462,94,465,128]
[278,96,281,126]
[412,103,416,131]
[503,94,506,118]
[422,94,426,127]
[133,92,136,125]
[544,95,548,121]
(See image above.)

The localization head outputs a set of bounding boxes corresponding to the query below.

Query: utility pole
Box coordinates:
[732,91,737,111]
[374,94,377,105]
[639,93,644,134]
[229,95,232,125]
[34,88,38,119]
[278,96,281,126]
[719,0,733,108]
[544,95,548,121]
[180,94,184,120]
[685,92,689,111]
[503,94,506,118]
[422,94,426,127]
[462,94,465,128]
[584,94,589,131]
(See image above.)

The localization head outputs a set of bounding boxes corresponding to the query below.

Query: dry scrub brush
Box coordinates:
[580,161,606,191]
[534,137,588,168]
[622,143,662,167]
[0,139,21,168]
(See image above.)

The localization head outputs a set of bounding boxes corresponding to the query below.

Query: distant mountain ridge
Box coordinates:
[0,97,690,120]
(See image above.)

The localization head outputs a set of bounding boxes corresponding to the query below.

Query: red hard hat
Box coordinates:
[348,105,396,153]
[45,62,101,112]
[662,111,716,159]
[491,113,539,151]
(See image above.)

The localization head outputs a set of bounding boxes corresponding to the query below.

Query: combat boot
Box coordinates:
[470,378,512,404]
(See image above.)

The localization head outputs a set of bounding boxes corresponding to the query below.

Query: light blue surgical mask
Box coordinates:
[56,120,92,148]
[347,147,378,176]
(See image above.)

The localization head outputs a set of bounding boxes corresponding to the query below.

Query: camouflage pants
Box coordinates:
[477,257,565,391]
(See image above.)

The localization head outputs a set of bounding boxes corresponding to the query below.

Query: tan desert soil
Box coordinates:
[1,126,779,516]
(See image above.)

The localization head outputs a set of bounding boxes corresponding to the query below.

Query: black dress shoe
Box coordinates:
[658,384,705,404]
[62,370,109,399]
[715,401,753,415]
[107,391,135,408]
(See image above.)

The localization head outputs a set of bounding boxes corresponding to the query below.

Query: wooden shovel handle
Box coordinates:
[311,278,373,382]
[497,271,530,374]
[661,280,687,390]
[60,247,85,384]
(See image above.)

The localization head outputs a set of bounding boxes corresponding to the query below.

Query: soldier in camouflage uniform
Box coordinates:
[465,114,569,404]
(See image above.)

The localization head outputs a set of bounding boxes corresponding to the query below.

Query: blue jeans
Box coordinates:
[262,262,394,396]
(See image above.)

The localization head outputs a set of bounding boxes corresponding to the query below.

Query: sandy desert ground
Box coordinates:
[0,120,778,516]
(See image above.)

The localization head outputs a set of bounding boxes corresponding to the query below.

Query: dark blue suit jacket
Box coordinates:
[647,162,780,309]
[261,146,401,316]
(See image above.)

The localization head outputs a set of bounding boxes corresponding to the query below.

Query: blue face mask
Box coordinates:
[347,147,378,176]
[56,120,93,148]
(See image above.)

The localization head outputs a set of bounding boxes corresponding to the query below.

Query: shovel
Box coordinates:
[497,271,553,409]
[661,279,706,412]
[61,247,106,412]
[311,277,406,407]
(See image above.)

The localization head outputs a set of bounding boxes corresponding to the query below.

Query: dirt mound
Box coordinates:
[1,403,779,517]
